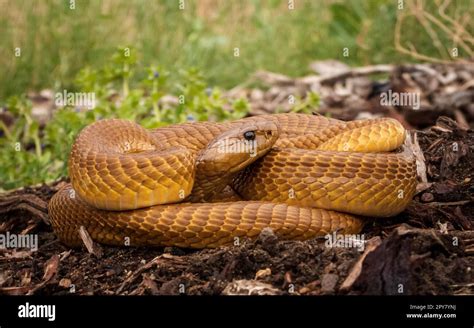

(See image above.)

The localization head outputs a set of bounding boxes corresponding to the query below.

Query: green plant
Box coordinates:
[0,48,250,190]
[291,91,320,114]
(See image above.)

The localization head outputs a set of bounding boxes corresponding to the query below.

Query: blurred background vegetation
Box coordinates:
[0,0,472,190]
[1,0,472,99]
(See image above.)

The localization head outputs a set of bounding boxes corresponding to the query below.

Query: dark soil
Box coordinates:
[0,116,473,296]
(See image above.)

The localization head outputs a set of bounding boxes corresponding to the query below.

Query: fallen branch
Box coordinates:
[0,194,49,225]
[313,65,395,85]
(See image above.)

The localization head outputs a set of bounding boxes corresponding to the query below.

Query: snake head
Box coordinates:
[197,121,280,176]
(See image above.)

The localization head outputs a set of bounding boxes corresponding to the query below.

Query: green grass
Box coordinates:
[1,0,472,100]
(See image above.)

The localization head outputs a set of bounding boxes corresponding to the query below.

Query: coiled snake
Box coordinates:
[48,114,417,248]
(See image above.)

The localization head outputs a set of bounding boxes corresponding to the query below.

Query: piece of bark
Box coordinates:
[340,237,382,291]
[78,226,103,258]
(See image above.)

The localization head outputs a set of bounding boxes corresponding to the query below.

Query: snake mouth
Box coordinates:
[123,148,149,154]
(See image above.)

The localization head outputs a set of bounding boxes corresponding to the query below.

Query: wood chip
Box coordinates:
[255,268,271,279]
[78,226,103,258]
[59,278,72,288]
[222,280,282,295]
[42,254,60,282]
[454,109,469,130]
[411,132,429,193]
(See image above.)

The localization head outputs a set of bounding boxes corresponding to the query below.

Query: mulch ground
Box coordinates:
[2,62,474,295]
[0,115,472,296]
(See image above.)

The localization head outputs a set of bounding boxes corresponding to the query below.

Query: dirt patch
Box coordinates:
[0,117,473,295]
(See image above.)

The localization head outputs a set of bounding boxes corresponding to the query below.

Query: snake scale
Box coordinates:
[48,113,417,248]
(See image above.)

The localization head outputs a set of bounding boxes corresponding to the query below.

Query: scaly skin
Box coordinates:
[48,114,417,248]
[233,118,416,217]
[49,186,363,248]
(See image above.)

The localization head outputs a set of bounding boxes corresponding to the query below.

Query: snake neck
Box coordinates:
[186,172,237,202]
[231,163,257,198]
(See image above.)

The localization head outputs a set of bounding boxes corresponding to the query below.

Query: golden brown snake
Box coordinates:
[48,113,417,248]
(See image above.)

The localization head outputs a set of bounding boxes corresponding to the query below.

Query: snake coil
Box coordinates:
[49,114,417,248]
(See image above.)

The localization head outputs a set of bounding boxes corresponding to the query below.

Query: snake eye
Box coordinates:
[243,131,256,141]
